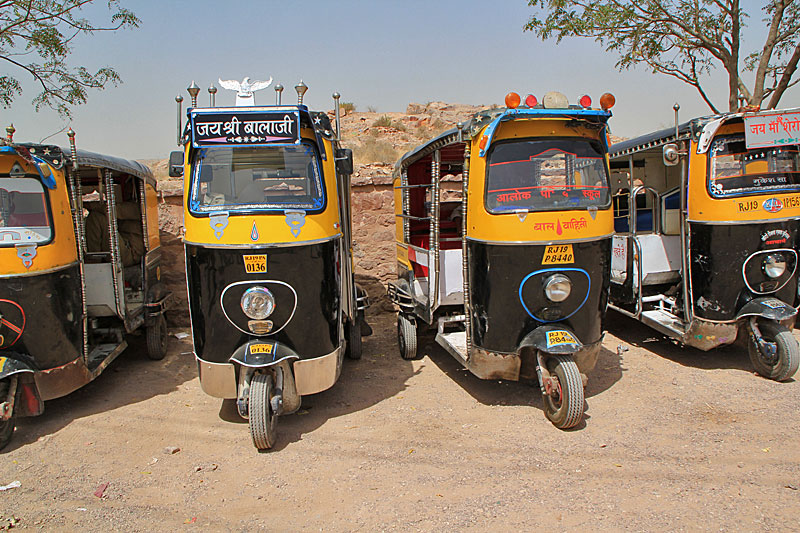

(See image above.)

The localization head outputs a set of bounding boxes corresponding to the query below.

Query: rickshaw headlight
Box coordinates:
[763,254,786,279]
[544,274,572,302]
[241,286,275,319]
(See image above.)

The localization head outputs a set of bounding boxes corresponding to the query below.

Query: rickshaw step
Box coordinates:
[435,331,468,363]
[641,309,686,337]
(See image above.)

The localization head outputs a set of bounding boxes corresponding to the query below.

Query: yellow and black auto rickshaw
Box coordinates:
[170,80,369,449]
[388,91,616,428]
[0,126,171,449]
[608,106,800,381]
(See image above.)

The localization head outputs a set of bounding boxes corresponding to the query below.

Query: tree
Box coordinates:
[0,0,139,117]
[524,0,800,113]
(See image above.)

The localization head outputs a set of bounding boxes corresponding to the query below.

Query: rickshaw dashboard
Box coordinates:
[0,175,54,246]
[188,143,326,215]
[708,134,800,198]
[484,137,611,213]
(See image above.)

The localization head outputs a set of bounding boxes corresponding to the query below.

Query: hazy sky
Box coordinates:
[4,0,797,160]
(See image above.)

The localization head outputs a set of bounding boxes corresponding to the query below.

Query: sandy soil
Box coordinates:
[0,305,798,531]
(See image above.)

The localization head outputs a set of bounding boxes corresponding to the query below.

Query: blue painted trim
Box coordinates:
[0,147,56,189]
[478,108,612,157]
[518,267,591,323]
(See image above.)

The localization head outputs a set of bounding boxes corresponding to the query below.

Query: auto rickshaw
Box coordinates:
[608,106,800,381]
[387,91,616,428]
[0,126,171,449]
[170,79,369,450]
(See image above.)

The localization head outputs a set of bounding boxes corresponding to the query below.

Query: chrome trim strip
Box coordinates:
[293,347,341,396]
[741,248,798,295]
[183,233,341,249]
[465,234,613,245]
[0,261,79,279]
[688,217,800,225]
[219,280,298,337]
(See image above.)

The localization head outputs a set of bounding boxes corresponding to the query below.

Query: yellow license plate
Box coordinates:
[0,357,6,372]
[249,344,273,355]
[547,330,578,347]
[243,254,267,274]
[542,244,574,264]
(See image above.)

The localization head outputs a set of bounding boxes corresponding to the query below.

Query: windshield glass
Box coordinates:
[188,143,325,213]
[708,134,800,198]
[485,138,610,213]
[0,177,52,246]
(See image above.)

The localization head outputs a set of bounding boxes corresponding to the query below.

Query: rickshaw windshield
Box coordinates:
[708,134,800,198]
[485,138,610,213]
[188,142,325,214]
[0,177,53,246]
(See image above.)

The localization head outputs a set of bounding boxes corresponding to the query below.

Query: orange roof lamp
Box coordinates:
[600,93,616,111]
[505,92,521,109]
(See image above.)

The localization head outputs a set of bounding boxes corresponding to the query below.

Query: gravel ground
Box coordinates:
[0,310,798,532]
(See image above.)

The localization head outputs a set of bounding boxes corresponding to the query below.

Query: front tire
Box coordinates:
[748,321,799,382]
[398,314,418,360]
[542,355,585,429]
[146,314,168,360]
[249,373,278,450]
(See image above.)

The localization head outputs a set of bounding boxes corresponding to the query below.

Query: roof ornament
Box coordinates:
[219,76,273,106]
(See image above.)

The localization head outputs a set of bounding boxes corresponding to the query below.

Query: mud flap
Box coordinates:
[0,355,42,418]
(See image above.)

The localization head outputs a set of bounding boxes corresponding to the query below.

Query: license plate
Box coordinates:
[546,330,578,348]
[542,244,574,264]
[249,344,273,355]
[243,254,267,274]
[0,357,5,372]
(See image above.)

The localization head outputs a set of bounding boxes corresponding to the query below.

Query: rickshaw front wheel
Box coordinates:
[146,314,168,361]
[542,355,585,429]
[397,314,418,360]
[748,321,799,382]
[249,373,278,450]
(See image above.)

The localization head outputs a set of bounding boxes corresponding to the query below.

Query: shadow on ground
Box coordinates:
[7,333,196,452]
[605,309,756,375]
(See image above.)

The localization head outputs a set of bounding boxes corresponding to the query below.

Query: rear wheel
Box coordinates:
[542,355,585,429]
[346,319,362,360]
[0,379,16,451]
[249,373,278,450]
[748,321,799,382]
[146,314,168,360]
[397,314,418,360]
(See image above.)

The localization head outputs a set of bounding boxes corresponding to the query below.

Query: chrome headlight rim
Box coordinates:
[240,286,275,320]
[544,273,572,302]
[763,254,787,279]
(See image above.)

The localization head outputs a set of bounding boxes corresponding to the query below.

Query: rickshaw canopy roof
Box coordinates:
[395,106,613,176]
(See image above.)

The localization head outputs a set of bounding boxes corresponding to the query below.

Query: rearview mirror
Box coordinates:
[335,148,353,176]
[662,144,680,166]
[168,151,184,177]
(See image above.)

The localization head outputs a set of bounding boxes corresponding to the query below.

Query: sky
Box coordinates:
[3,0,797,160]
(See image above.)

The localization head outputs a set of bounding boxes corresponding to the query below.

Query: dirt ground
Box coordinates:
[0,303,799,531]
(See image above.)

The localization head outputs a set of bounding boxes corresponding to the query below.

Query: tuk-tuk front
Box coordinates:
[172,80,369,450]
[608,107,800,381]
[388,91,616,428]
[0,127,171,449]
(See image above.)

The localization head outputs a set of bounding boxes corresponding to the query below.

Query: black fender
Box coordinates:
[230,340,300,368]
[518,324,584,355]
[736,297,797,322]
[0,353,36,381]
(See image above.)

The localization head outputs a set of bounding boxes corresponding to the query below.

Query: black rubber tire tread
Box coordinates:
[0,379,14,451]
[748,321,800,382]
[249,373,278,450]
[398,314,418,360]
[146,314,168,361]
[542,355,585,429]
[346,319,362,360]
